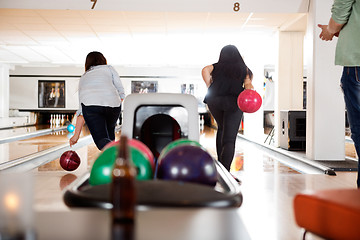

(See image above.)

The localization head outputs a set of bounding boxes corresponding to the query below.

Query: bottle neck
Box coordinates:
[115,157,128,166]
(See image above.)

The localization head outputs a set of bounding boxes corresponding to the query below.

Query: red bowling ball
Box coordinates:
[103,139,155,171]
[60,150,81,171]
[237,89,262,113]
[103,140,119,150]
[157,145,217,186]
[128,138,155,171]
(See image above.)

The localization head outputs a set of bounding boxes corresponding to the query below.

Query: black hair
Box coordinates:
[212,45,250,81]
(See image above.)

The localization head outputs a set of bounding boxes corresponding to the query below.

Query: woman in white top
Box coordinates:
[69,51,125,150]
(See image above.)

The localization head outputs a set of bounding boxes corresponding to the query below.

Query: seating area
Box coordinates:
[293,188,360,240]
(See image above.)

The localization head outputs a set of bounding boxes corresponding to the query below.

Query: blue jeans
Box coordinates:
[341,67,360,188]
[81,104,121,150]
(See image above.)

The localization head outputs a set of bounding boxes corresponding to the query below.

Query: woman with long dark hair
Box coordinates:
[70,51,125,150]
[202,45,253,172]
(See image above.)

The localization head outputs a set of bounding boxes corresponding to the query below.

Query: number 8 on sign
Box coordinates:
[233,2,240,12]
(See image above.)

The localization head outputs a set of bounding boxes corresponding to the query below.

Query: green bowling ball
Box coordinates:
[159,138,203,162]
[131,147,153,180]
[89,145,153,186]
[89,147,115,186]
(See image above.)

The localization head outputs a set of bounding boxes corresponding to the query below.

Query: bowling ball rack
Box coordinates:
[63,161,243,208]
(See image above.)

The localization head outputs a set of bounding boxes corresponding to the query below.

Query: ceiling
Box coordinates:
[0,8,307,67]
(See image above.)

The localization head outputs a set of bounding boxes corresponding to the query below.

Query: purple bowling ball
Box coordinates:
[157,145,217,186]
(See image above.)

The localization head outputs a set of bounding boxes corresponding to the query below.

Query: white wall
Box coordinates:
[10,77,80,111]
[305,0,345,160]
[274,31,304,146]
[0,64,10,118]
[9,65,207,112]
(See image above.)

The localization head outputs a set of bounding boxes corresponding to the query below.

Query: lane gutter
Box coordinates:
[237,133,336,175]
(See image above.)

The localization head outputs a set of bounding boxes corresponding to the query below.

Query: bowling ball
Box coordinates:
[157,145,217,186]
[237,89,262,113]
[103,139,155,171]
[103,140,119,150]
[128,139,155,171]
[67,124,75,133]
[130,146,153,180]
[89,145,153,186]
[158,138,202,162]
[60,150,81,171]
[89,146,115,185]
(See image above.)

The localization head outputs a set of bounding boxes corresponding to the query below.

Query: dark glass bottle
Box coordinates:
[111,136,136,223]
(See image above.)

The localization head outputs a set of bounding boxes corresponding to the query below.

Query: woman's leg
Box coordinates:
[208,98,243,170]
[220,109,243,171]
[207,102,224,162]
[104,106,121,141]
[82,104,111,150]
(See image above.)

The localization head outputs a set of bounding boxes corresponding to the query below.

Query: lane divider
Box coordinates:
[237,133,332,175]
[0,125,121,172]
[0,135,93,172]
[0,126,67,144]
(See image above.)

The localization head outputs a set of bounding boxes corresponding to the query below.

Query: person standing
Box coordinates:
[318,0,360,188]
[202,45,253,171]
[70,51,125,150]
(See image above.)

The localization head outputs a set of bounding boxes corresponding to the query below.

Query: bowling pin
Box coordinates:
[52,114,56,126]
[50,114,53,128]
[56,114,60,127]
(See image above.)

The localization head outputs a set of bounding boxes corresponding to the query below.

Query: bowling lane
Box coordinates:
[29,129,121,211]
[2,130,69,162]
[0,124,49,135]
[199,127,301,175]
[32,142,101,212]
[0,126,83,164]
[0,124,57,143]
[0,123,116,173]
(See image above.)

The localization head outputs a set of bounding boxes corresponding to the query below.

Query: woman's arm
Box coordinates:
[244,68,254,89]
[244,75,254,89]
[110,66,126,101]
[69,115,85,147]
[201,65,214,87]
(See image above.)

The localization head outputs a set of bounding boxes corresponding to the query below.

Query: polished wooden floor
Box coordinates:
[0,125,358,240]
[200,127,357,240]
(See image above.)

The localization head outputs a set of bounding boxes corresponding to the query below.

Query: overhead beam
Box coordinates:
[0,0,309,13]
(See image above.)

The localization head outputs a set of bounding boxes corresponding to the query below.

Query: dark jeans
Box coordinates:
[81,104,121,150]
[341,67,360,188]
[207,96,243,171]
